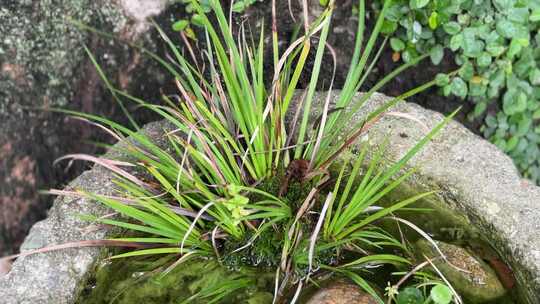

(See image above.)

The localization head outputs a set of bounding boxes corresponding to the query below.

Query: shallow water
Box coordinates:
[76,255,275,304]
[76,203,523,304]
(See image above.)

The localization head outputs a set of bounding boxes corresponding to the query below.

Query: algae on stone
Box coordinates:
[77,256,274,304]
[413,239,507,303]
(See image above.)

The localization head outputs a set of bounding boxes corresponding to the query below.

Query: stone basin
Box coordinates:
[1,91,539,303]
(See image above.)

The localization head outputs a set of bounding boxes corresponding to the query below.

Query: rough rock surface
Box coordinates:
[414,239,506,303]
[0,121,168,304]
[0,0,173,256]
[305,280,379,304]
[1,91,539,303]
[328,91,540,303]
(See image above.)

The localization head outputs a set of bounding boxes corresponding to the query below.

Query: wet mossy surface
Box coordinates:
[77,255,275,304]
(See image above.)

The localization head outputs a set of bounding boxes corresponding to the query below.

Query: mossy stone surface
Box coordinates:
[414,239,506,303]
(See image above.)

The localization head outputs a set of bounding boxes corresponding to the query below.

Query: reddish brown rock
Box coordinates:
[306,281,380,304]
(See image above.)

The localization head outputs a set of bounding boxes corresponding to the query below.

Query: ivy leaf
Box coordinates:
[516,116,532,137]
[443,21,461,35]
[402,50,412,63]
[531,9,540,22]
[474,101,487,117]
[397,287,424,304]
[507,39,522,59]
[381,20,398,34]
[470,81,487,97]
[450,34,463,51]
[410,0,430,9]
[390,38,406,52]
[430,45,444,65]
[443,84,452,96]
[435,73,450,86]
[489,68,505,88]
[493,0,514,11]
[477,52,492,67]
[430,284,452,304]
[486,43,506,57]
[485,115,497,128]
[533,108,540,119]
[451,77,468,98]
[462,28,484,58]
[496,19,517,38]
[459,61,474,81]
[515,92,528,113]
[503,90,527,114]
[508,8,529,24]
[507,136,519,152]
[412,21,422,43]
[529,69,540,86]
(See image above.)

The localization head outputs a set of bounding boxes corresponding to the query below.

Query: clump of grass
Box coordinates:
[7,0,461,303]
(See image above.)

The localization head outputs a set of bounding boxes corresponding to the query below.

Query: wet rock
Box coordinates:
[0,0,174,256]
[306,280,379,304]
[413,239,506,303]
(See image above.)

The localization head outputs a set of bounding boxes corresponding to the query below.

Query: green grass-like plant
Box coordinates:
[45,0,459,302]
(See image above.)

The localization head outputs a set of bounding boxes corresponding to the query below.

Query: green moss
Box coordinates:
[222,228,284,269]
[77,255,274,304]
[0,0,130,115]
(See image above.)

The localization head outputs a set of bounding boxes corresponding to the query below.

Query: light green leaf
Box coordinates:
[443,21,461,35]
[435,73,450,86]
[533,108,540,119]
[428,12,438,29]
[486,43,505,57]
[443,84,451,96]
[493,0,514,11]
[529,69,540,86]
[450,34,463,51]
[450,77,468,98]
[507,39,522,58]
[172,19,189,32]
[390,38,406,52]
[430,284,452,304]
[531,9,540,22]
[507,136,519,152]
[477,52,492,67]
[411,0,430,9]
[459,61,474,81]
[474,101,487,117]
[429,45,444,65]
[496,19,517,38]
[515,92,528,113]
[462,28,484,58]
[191,14,205,27]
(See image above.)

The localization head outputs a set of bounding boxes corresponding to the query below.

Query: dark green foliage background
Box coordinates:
[381,0,540,183]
